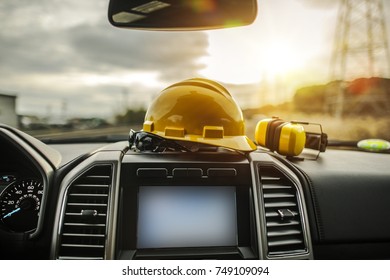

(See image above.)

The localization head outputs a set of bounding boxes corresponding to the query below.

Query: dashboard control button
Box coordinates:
[187,168,203,177]
[207,168,237,177]
[172,168,187,177]
[173,168,203,178]
[136,168,168,178]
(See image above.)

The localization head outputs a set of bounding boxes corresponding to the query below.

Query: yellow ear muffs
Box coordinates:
[255,118,306,157]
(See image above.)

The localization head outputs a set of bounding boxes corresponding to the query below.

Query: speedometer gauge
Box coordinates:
[0,179,43,232]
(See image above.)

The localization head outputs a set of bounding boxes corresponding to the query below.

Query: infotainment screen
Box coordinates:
[137,186,237,249]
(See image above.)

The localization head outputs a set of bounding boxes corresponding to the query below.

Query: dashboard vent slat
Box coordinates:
[266,220,300,227]
[259,165,307,257]
[58,256,103,260]
[264,201,297,208]
[268,238,303,247]
[267,229,302,237]
[57,164,112,260]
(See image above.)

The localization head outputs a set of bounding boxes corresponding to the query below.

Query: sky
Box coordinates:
[202,0,338,84]
[0,0,389,120]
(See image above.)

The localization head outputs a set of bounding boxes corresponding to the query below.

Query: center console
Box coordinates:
[116,151,258,259]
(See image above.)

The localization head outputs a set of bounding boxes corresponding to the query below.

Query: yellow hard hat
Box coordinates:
[143,78,256,152]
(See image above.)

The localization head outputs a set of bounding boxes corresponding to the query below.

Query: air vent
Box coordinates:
[259,165,307,257]
[57,164,112,260]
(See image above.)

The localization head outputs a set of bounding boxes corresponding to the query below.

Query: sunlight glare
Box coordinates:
[263,43,300,78]
[200,33,304,85]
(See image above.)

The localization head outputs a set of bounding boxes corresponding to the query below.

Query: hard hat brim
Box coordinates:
[149,131,257,152]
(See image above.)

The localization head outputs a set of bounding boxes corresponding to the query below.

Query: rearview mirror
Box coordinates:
[108,0,258,30]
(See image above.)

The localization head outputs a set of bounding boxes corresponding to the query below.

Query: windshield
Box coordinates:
[1,0,390,143]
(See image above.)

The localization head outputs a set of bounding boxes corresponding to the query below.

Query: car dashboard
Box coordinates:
[1,124,390,260]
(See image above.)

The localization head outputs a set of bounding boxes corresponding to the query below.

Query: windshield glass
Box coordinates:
[1,0,390,143]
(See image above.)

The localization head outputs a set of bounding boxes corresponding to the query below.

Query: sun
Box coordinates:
[262,43,300,79]
[199,29,304,85]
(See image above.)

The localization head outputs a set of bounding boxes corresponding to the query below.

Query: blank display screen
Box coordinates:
[137,186,237,249]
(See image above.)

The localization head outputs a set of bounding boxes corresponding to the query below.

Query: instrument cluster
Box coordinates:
[0,175,43,232]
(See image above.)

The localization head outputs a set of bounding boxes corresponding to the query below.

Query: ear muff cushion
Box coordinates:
[279,123,306,156]
[265,119,285,151]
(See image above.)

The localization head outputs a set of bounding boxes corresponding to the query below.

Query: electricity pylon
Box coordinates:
[327,0,390,117]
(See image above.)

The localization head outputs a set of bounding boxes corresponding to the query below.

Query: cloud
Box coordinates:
[0,0,209,118]
[0,0,208,78]
[68,24,208,81]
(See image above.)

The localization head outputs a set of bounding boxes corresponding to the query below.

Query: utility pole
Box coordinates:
[327,0,390,117]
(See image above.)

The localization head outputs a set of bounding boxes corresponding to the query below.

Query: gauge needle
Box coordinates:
[2,207,21,219]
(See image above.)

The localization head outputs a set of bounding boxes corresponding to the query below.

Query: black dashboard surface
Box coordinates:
[293,149,390,259]
[294,150,390,242]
